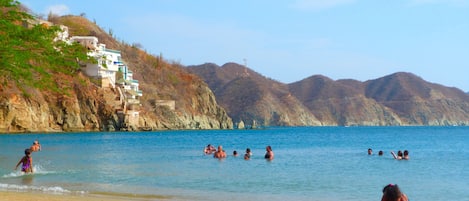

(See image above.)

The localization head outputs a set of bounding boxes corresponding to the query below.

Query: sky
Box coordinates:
[23,0,469,92]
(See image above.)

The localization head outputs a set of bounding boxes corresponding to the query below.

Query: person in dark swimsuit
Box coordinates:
[264,145,274,160]
[15,149,33,173]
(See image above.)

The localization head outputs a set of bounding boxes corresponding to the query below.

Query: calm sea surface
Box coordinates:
[0,127,468,201]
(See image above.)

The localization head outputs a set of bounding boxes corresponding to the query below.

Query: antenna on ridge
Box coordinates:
[242,58,249,77]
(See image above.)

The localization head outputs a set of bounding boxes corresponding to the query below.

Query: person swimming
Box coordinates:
[264,145,274,160]
[30,140,41,152]
[244,148,252,160]
[391,150,403,160]
[403,150,409,160]
[204,144,216,155]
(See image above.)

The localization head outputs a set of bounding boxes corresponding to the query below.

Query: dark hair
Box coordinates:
[403,150,409,155]
[397,150,403,157]
[378,150,383,155]
[246,148,251,152]
[382,184,403,201]
[24,149,31,155]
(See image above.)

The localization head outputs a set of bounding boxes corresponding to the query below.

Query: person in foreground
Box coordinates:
[15,149,33,173]
[30,140,41,152]
[381,184,408,201]
[264,145,274,160]
[213,145,227,159]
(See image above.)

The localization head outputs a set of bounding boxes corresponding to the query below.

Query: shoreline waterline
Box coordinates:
[0,190,169,201]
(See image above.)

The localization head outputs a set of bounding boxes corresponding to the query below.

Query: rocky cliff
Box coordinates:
[188,63,469,126]
[0,73,117,132]
[0,9,232,133]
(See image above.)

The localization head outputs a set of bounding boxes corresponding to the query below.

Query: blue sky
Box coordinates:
[23,0,469,92]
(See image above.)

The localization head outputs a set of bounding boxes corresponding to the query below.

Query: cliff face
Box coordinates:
[0,14,233,133]
[188,63,469,126]
[0,73,117,133]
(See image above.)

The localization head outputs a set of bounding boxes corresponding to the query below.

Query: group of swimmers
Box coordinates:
[204,144,274,160]
[14,140,41,173]
[368,148,410,160]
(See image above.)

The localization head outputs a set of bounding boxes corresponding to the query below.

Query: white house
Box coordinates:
[70,36,119,88]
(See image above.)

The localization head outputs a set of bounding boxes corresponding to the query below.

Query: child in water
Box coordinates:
[15,149,33,173]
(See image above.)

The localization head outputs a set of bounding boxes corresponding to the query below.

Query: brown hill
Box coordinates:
[289,75,401,126]
[0,12,233,133]
[188,63,469,126]
[364,72,469,125]
[54,16,233,130]
[187,63,320,127]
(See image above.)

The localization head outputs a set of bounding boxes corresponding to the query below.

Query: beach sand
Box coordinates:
[0,191,172,201]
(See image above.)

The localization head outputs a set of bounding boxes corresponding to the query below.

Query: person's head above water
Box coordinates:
[24,149,31,155]
[381,184,408,201]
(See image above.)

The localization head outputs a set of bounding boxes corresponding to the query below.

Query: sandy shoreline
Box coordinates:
[0,190,173,201]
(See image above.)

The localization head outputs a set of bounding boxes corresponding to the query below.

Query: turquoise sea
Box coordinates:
[0,127,468,201]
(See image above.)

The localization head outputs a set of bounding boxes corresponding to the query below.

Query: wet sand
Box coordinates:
[0,191,172,201]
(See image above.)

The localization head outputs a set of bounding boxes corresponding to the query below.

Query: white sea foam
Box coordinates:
[0,183,88,195]
[2,164,55,178]
[0,183,70,193]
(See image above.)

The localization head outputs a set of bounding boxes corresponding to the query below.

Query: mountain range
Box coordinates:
[187,63,469,126]
[1,1,468,133]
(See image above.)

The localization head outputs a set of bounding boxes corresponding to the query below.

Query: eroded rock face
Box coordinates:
[0,81,233,133]
[0,80,114,133]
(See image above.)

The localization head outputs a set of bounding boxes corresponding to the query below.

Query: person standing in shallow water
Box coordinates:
[213,145,226,159]
[368,148,373,155]
[15,149,33,173]
[264,145,274,160]
[381,184,408,201]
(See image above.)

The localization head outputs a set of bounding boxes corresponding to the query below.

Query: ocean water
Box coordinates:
[0,127,468,201]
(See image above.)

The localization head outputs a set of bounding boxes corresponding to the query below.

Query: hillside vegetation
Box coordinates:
[0,0,232,133]
[1,0,92,93]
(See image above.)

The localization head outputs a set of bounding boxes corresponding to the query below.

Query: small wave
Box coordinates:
[2,164,56,178]
[0,183,84,194]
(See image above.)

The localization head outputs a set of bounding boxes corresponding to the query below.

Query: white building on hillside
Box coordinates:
[70,36,120,88]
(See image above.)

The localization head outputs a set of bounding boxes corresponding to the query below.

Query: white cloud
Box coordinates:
[45,4,70,16]
[291,0,356,11]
